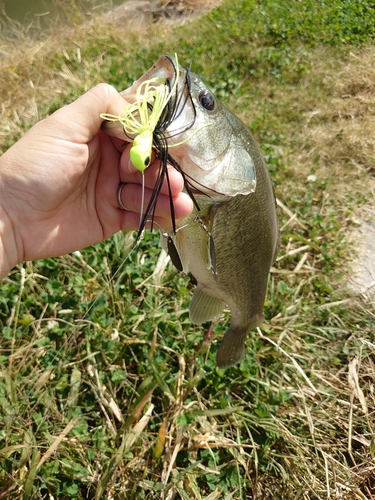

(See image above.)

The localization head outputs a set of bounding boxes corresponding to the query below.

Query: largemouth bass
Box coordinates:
[102,55,279,368]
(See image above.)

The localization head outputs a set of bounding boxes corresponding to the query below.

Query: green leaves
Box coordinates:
[210,0,375,47]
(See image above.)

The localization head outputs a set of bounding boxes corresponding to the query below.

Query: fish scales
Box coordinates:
[101,55,279,368]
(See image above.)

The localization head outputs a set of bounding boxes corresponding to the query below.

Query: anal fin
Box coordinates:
[189,285,225,325]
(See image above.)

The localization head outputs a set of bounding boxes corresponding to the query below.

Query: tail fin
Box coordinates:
[216,324,249,369]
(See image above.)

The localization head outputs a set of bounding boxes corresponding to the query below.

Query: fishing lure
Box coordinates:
[101,55,180,173]
[101,70,181,230]
[103,79,166,171]
[101,54,212,239]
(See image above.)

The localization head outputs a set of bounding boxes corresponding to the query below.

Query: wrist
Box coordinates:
[0,153,22,278]
[0,203,19,279]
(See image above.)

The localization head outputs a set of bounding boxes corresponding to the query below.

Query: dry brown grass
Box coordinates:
[301,48,375,176]
[0,0,217,147]
[286,48,375,302]
[0,40,128,143]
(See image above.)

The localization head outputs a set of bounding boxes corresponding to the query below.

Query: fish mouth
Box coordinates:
[122,55,179,101]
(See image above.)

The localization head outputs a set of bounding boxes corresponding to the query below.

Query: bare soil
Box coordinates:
[350,200,375,303]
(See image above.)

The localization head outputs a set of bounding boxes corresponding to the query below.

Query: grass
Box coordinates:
[1,0,375,498]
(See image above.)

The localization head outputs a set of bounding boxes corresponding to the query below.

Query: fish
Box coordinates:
[101,55,279,368]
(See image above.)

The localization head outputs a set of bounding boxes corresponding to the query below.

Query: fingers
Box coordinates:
[117,144,194,231]
[120,212,187,233]
[118,182,193,222]
[58,84,194,230]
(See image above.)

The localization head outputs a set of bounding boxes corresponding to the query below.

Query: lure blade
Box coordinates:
[167,236,183,272]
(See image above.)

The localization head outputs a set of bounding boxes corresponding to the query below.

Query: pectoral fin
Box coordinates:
[189,285,225,325]
[196,209,218,281]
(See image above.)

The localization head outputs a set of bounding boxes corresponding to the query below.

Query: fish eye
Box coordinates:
[198,90,215,111]
[144,156,151,167]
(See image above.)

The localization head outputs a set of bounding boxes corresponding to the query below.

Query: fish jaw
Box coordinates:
[101,55,257,198]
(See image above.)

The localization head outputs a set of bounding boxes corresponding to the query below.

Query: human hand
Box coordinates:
[0,84,193,278]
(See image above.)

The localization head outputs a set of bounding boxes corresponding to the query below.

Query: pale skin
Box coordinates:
[0,83,193,279]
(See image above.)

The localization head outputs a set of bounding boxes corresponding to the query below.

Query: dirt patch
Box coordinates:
[103,0,220,28]
[276,47,375,305]
[349,200,375,303]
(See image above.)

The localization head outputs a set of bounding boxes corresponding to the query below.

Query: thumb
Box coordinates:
[47,83,129,142]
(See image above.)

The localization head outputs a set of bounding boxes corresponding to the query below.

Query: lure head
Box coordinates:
[130,130,153,172]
